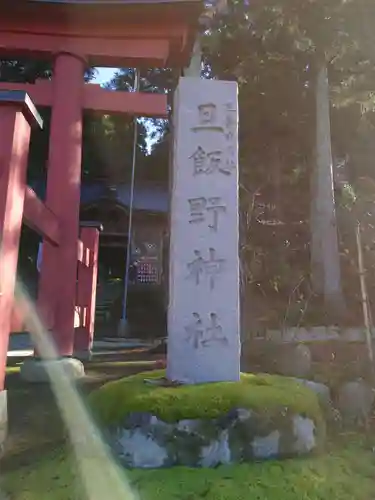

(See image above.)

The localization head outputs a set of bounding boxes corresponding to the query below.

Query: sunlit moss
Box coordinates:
[88,370,323,427]
[2,437,375,500]
[5,365,20,375]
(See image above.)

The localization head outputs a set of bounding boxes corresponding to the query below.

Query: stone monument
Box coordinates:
[167,77,240,383]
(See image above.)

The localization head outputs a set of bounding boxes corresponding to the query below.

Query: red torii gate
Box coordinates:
[0,0,201,398]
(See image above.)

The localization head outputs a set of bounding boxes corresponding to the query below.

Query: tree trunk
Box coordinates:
[310,61,344,313]
[183,38,202,78]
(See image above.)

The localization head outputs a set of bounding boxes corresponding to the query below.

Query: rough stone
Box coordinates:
[310,326,330,341]
[278,344,312,378]
[176,419,201,433]
[117,429,168,469]
[252,430,280,459]
[294,328,309,342]
[167,77,241,384]
[108,409,319,469]
[292,415,315,454]
[0,390,7,454]
[236,408,252,422]
[200,430,231,467]
[294,379,331,407]
[20,357,85,383]
[265,330,282,342]
[342,328,362,342]
[326,326,340,340]
[124,412,153,429]
[282,327,299,343]
[337,380,375,424]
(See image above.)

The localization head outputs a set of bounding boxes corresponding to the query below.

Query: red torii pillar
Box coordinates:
[0,90,42,446]
[37,52,84,357]
[74,222,103,359]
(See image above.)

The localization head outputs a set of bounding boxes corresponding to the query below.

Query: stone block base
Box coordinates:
[0,390,7,454]
[108,410,320,469]
[20,358,85,383]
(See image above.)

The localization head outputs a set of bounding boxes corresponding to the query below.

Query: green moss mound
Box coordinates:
[89,370,324,428]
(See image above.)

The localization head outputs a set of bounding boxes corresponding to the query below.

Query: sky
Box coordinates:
[91,67,159,152]
[92,67,117,85]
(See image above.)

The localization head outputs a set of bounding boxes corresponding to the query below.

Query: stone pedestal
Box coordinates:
[167,78,240,384]
[20,358,85,383]
[0,390,7,453]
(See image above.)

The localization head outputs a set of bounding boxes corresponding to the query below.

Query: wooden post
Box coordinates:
[37,52,84,357]
[0,91,42,449]
[311,61,343,311]
[355,222,374,367]
[74,223,102,359]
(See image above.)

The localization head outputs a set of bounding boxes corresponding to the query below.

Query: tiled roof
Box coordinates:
[30,180,169,213]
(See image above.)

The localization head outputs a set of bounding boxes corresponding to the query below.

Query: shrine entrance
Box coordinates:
[0,0,203,445]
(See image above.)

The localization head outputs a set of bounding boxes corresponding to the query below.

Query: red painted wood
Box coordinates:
[77,239,91,268]
[0,107,31,389]
[23,186,60,245]
[0,82,168,118]
[37,53,84,356]
[74,227,100,355]
[84,85,168,118]
[0,32,170,67]
[0,0,201,67]
[10,304,25,333]
[9,233,88,338]
[0,10,193,40]
[0,81,52,107]
[5,1,202,26]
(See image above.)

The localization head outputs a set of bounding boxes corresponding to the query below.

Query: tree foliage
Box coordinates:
[202,0,375,328]
[4,1,375,328]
